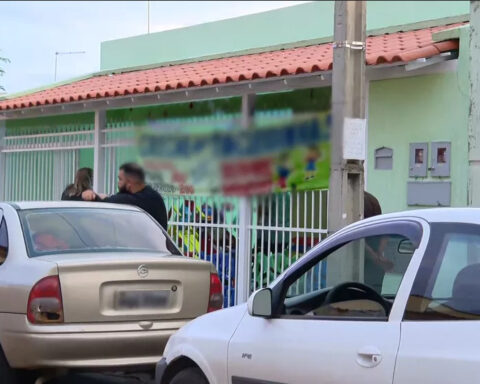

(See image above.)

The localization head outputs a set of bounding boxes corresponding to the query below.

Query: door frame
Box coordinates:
[267,217,431,322]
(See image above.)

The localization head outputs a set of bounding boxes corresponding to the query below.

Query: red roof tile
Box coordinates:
[0,23,462,111]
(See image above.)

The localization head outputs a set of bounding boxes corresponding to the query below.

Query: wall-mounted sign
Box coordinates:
[137,113,331,196]
[343,118,366,160]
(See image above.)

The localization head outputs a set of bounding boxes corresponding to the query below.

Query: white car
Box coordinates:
[156,208,480,384]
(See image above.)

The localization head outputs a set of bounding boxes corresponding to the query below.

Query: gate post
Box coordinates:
[236,94,256,304]
[93,110,106,193]
[0,119,5,201]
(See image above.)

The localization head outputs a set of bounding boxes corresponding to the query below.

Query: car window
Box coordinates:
[282,233,414,319]
[405,225,480,321]
[0,217,8,265]
[19,208,181,257]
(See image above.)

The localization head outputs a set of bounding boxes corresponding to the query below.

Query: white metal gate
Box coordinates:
[164,190,328,307]
[250,190,328,291]
[2,126,92,201]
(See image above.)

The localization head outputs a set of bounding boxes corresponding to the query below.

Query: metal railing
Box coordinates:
[2,126,89,200]
[164,190,328,307]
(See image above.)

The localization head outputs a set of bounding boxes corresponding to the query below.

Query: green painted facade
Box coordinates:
[367,26,471,213]
[367,73,469,213]
[100,1,469,71]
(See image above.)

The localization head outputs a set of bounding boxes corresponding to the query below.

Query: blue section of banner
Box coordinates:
[139,117,328,160]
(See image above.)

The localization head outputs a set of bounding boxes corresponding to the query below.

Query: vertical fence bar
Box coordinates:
[93,110,106,194]
[310,191,320,291]
[303,191,308,293]
[251,196,257,292]
[47,150,52,200]
[41,151,46,201]
[266,194,272,285]
[3,154,9,201]
[259,195,265,288]
[281,192,286,274]
[236,93,255,303]
[0,120,7,201]
[274,193,279,280]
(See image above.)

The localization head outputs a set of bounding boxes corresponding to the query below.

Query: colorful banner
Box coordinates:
[137,113,331,196]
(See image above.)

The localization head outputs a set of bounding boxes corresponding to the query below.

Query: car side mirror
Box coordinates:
[248,288,272,318]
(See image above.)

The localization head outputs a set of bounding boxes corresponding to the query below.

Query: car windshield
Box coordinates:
[19,208,181,257]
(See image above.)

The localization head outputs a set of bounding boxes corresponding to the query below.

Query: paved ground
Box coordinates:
[48,372,154,384]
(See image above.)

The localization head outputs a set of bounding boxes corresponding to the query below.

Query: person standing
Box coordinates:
[363,191,393,293]
[82,163,168,230]
[61,168,99,201]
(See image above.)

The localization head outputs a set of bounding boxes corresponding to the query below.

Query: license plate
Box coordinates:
[115,290,170,310]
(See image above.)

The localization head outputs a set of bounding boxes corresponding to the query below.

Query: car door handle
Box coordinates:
[356,346,382,368]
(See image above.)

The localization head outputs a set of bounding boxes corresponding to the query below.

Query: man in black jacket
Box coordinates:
[82,163,168,230]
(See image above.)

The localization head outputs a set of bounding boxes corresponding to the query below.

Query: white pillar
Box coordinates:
[0,119,5,201]
[469,1,480,206]
[93,110,106,193]
[236,94,256,304]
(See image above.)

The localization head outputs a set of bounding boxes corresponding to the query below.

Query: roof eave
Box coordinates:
[0,53,458,121]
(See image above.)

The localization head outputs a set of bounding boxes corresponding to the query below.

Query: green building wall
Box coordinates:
[367,73,469,213]
[367,26,470,213]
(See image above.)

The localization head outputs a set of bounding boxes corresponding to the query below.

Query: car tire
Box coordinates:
[0,348,35,384]
[169,367,208,384]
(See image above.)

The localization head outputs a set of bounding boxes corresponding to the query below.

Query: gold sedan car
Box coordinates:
[0,202,222,383]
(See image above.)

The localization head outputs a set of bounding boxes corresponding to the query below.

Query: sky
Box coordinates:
[0,1,308,95]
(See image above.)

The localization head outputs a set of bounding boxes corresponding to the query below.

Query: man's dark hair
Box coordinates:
[119,162,145,183]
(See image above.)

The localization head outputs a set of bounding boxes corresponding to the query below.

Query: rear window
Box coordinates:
[19,208,181,257]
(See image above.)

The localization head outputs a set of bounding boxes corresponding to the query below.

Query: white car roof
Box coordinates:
[356,207,480,226]
[2,201,142,212]
[323,207,480,243]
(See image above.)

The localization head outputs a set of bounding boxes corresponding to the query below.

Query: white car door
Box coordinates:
[228,220,426,384]
[394,222,480,384]
[0,211,6,265]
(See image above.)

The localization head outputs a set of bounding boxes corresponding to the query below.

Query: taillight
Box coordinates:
[27,276,64,324]
[208,273,223,313]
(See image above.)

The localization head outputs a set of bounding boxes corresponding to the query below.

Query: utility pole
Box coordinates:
[469,1,480,206]
[328,1,367,234]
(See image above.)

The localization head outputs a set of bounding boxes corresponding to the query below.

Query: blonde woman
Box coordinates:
[61,167,99,201]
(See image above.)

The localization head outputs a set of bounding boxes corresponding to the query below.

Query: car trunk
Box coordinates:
[40,253,212,323]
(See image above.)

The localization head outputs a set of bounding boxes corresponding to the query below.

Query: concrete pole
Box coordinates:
[93,110,106,194]
[236,94,255,303]
[328,1,366,234]
[469,1,480,206]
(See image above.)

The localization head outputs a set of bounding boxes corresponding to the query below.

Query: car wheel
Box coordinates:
[170,367,208,384]
[0,348,35,384]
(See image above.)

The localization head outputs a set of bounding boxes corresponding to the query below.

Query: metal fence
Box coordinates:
[250,190,328,291]
[2,125,92,201]
[164,194,240,308]
[164,190,328,307]
[103,122,138,195]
